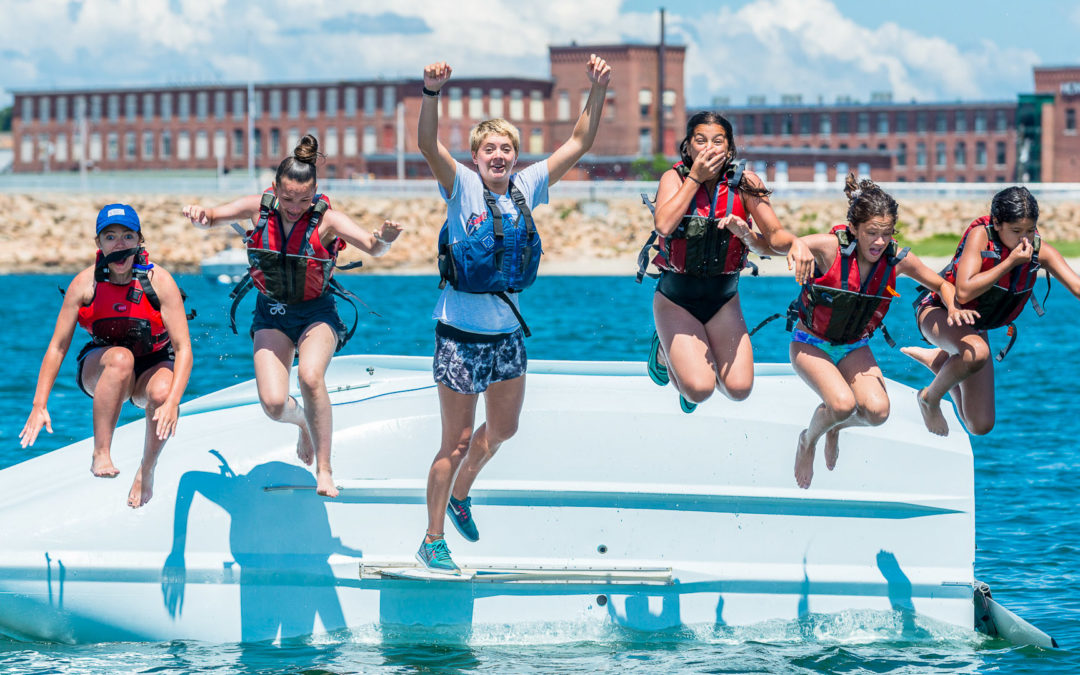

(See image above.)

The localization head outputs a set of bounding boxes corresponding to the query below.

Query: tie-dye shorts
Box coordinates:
[433,322,527,394]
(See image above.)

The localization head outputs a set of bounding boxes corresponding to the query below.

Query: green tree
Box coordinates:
[0,106,11,132]
[630,153,672,181]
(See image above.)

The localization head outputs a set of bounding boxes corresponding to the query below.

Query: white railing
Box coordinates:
[3,173,1080,201]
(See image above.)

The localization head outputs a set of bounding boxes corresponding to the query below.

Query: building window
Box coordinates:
[138,93,152,120]
[835,161,848,183]
[836,112,850,134]
[160,131,172,158]
[362,126,376,154]
[326,89,338,117]
[178,131,191,160]
[935,141,946,167]
[662,89,676,120]
[232,129,243,157]
[39,97,51,123]
[639,127,652,155]
[105,95,118,121]
[799,113,812,136]
[740,114,754,137]
[107,133,118,160]
[465,88,482,119]
[269,90,282,117]
[975,141,987,166]
[196,92,208,120]
[876,113,889,135]
[383,86,395,115]
[287,89,300,118]
[819,113,831,135]
[195,130,209,159]
[160,93,171,121]
[344,127,357,156]
[214,91,225,120]
[530,90,544,121]
[489,89,504,118]
[638,89,652,118]
[781,114,792,136]
[232,91,244,120]
[178,93,190,121]
[974,111,987,132]
[124,132,136,159]
[995,110,1007,132]
[896,112,908,133]
[995,140,1006,166]
[57,97,68,123]
[448,87,463,120]
[363,87,376,116]
[762,114,774,136]
[344,87,357,116]
[90,95,102,121]
[857,112,869,135]
[89,133,102,161]
[955,112,967,133]
[955,141,966,167]
[529,128,543,154]
[306,88,319,117]
[509,89,524,120]
[774,160,789,184]
[556,90,570,121]
[814,161,828,183]
[287,128,299,152]
[325,128,338,156]
[857,162,871,179]
[935,111,947,133]
[213,130,225,158]
[21,98,33,124]
[270,128,280,156]
[253,128,262,157]
[19,136,33,164]
[55,133,68,162]
[916,141,927,167]
[916,111,927,133]
[1066,108,1076,133]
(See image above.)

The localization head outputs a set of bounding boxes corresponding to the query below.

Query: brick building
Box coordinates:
[9,43,687,180]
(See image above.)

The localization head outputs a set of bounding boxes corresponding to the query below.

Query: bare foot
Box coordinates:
[917,388,949,436]
[824,429,840,471]
[91,452,120,478]
[316,469,339,498]
[296,427,315,466]
[794,430,816,489]
[127,467,155,508]
[900,346,948,373]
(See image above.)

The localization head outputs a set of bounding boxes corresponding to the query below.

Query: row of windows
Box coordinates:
[19,125,550,164]
[895,140,1008,168]
[738,109,1011,137]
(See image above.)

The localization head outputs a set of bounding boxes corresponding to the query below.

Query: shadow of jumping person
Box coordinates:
[161,451,362,643]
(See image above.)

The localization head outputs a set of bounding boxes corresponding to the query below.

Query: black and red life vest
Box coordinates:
[77,249,170,357]
[245,189,344,304]
[931,215,1046,331]
[636,160,755,282]
[792,224,908,345]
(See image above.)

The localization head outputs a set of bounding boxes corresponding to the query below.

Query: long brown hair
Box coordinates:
[843,172,898,228]
[679,111,770,199]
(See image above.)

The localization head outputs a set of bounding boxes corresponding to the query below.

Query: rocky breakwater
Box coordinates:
[2,193,1079,275]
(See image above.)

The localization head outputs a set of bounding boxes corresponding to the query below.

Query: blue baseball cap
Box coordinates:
[95,203,141,234]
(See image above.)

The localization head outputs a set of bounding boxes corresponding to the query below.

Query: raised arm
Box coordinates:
[1039,243,1080,299]
[418,62,457,194]
[546,54,612,186]
[20,268,93,448]
[898,252,979,327]
[321,210,403,257]
[148,267,193,440]
[952,227,1030,304]
[182,194,262,229]
[740,172,814,284]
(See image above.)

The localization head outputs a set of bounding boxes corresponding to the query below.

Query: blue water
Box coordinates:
[2,272,1078,673]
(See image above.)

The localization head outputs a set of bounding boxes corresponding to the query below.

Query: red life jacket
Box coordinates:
[931,215,1044,330]
[652,161,752,278]
[246,189,344,304]
[77,250,169,357]
[793,224,907,344]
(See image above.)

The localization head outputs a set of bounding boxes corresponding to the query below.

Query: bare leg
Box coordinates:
[80,347,137,477]
[790,341,858,489]
[296,323,340,497]
[451,375,526,499]
[127,363,175,508]
[253,329,317,473]
[704,293,754,401]
[426,385,479,542]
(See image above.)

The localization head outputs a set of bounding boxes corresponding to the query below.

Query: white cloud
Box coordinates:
[0,0,1043,108]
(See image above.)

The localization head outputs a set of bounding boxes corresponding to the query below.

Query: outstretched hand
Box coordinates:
[424,62,452,93]
[376,220,403,244]
[182,205,211,228]
[586,53,612,86]
[19,405,52,448]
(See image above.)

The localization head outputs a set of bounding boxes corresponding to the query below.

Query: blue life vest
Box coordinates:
[437,179,542,295]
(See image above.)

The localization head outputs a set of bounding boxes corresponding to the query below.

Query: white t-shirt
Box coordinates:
[431,159,550,334]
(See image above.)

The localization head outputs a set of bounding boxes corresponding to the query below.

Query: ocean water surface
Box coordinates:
[1,272,1077,673]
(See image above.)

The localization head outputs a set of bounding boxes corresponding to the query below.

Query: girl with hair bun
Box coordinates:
[904,186,1080,437]
[646,111,814,414]
[787,174,976,489]
[183,134,404,497]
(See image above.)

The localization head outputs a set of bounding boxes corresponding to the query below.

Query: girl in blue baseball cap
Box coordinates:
[20,203,193,508]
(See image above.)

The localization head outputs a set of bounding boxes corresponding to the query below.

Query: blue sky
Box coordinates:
[1,0,1076,108]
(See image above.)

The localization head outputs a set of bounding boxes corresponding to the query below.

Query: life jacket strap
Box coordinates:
[227,274,255,335]
[635,193,661,284]
[996,323,1018,362]
[493,291,531,337]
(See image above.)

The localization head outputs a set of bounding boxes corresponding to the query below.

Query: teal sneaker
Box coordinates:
[647,331,669,386]
[447,495,479,542]
[416,538,460,574]
[679,394,697,414]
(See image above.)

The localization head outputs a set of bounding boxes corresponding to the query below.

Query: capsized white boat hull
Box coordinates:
[0,356,977,643]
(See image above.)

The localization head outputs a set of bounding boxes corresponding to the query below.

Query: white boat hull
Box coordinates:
[0,356,975,643]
